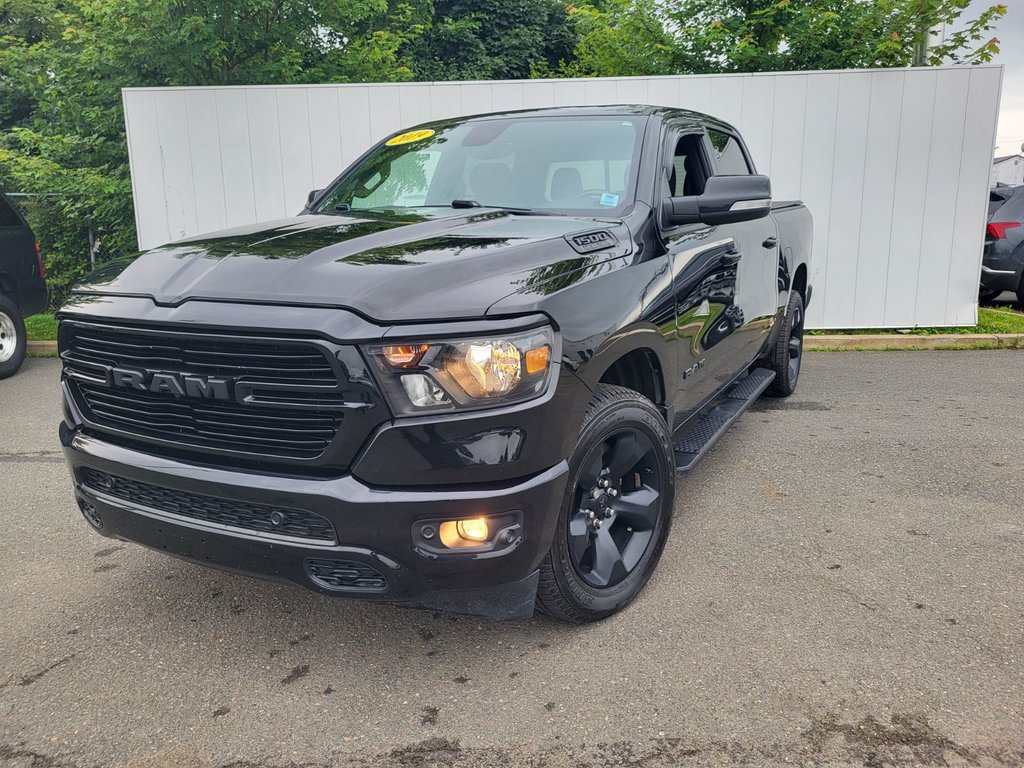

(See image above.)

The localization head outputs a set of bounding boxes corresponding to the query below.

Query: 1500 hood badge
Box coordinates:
[107,366,234,401]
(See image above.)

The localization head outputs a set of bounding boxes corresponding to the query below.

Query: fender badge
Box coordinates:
[566,230,617,254]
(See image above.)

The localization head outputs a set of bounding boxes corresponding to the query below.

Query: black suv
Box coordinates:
[981,184,1024,306]
[0,192,47,378]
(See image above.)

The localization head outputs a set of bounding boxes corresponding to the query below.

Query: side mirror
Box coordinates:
[662,174,772,227]
[307,189,322,206]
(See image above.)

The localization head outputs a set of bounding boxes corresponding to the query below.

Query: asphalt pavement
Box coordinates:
[1,353,1022,767]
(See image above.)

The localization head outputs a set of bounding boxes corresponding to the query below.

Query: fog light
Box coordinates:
[438,517,490,548]
[457,517,489,541]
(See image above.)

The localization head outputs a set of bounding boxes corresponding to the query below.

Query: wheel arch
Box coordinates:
[575,327,670,418]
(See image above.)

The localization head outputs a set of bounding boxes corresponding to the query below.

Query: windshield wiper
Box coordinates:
[449,199,537,214]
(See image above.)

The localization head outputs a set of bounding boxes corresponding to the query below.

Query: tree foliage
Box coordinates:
[565,0,1008,76]
[408,0,576,81]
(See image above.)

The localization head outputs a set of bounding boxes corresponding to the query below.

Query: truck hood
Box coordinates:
[78,211,633,322]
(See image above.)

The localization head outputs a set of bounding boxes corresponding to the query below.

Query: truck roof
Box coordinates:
[421,103,723,127]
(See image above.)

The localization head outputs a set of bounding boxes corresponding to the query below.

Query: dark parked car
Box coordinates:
[980,183,1024,306]
[58,106,812,623]
[0,192,47,378]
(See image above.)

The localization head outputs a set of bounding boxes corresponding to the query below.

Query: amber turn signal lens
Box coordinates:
[525,345,550,375]
[382,344,430,368]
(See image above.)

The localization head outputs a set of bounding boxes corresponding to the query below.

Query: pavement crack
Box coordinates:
[0,450,63,464]
[0,655,75,691]
[280,665,309,685]
[0,744,75,768]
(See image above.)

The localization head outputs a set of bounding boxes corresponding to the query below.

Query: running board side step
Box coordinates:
[673,368,776,475]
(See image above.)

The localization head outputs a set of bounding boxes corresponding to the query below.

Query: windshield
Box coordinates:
[313,116,647,217]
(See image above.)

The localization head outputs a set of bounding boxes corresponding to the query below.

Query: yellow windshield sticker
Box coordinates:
[386,129,435,146]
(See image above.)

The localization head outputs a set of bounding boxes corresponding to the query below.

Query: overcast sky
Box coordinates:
[969,0,1024,154]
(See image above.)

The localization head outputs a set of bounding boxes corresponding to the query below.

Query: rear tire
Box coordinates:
[535,384,675,623]
[0,295,27,380]
[766,290,804,398]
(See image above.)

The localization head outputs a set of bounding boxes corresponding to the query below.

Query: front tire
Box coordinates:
[536,385,675,623]
[0,295,27,380]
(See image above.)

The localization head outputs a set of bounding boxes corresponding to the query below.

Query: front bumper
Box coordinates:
[62,425,569,620]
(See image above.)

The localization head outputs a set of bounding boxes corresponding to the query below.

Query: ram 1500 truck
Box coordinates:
[58,106,812,623]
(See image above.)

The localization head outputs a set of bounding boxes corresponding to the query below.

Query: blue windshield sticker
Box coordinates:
[600,193,619,207]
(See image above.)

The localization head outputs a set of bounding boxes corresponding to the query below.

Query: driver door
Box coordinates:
[658,124,745,417]
[703,127,780,371]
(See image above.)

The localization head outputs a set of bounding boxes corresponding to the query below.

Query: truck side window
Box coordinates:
[666,133,708,198]
[707,129,752,175]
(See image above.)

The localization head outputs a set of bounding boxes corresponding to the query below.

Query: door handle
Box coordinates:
[762,236,778,249]
[720,250,741,266]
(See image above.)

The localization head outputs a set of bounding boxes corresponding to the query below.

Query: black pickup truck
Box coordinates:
[0,192,47,378]
[58,106,812,623]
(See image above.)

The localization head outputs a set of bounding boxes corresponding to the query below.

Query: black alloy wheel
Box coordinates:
[568,429,663,588]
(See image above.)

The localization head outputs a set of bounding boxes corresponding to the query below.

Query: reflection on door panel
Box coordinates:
[667,235,740,410]
[674,239,739,358]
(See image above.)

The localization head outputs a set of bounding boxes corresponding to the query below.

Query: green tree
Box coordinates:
[0,0,417,301]
[407,0,576,81]
[565,0,1007,76]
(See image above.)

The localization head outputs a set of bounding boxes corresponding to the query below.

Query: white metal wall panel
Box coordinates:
[215,89,257,229]
[951,68,1006,325]
[884,71,938,328]
[823,72,872,328]
[122,66,1002,328]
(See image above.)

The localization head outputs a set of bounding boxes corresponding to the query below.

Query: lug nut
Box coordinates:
[593,519,603,529]
[587,510,596,520]
[604,508,613,518]
[608,488,618,497]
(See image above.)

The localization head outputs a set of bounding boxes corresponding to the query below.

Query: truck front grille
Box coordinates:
[75,383,340,459]
[60,321,367,465]
[80,468,337,544]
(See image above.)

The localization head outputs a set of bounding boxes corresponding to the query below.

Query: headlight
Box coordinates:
[365,326,554,415]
